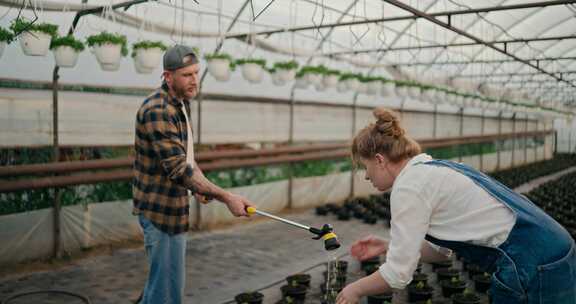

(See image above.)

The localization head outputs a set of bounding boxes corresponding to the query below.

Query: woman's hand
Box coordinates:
[336,283,361,304]
[350,234,389,261]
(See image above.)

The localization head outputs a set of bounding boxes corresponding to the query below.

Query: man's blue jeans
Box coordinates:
[138,214,187,304]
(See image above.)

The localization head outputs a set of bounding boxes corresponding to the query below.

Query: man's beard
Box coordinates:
[173,84,196,99]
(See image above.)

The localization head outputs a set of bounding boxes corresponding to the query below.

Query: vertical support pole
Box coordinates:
[511,112,517,167]
[458,107,464,163]
[496,111,503,170]
[480,109,485,171]
[349,96,358,200]
[287,90,295,209]
[52,66,61,259]
[524,114,528,164]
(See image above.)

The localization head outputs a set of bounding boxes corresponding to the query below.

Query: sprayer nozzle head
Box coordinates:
[324,234,341,251]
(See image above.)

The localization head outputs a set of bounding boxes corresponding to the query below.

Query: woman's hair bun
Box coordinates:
[373,107,405,138]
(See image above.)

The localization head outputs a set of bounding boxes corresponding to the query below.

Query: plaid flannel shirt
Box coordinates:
[133,83,195,235]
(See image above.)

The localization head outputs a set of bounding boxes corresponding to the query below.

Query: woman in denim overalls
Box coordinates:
[336,108,576,304]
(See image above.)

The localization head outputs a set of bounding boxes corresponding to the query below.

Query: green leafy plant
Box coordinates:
[0,26,14,43]
[273,60,298,70]
[131,40,167,57]
[10,18,58,38]
[50,35,85,52]
[415,281,426,289]
[86,32,128,57]
[339,72,361,81]
[235,58,266,67]
[204,52,232,61]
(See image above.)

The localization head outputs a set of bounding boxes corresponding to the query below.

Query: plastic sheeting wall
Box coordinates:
[0,88,554,146]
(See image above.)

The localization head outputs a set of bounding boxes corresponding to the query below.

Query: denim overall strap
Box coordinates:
[421,159,575,304]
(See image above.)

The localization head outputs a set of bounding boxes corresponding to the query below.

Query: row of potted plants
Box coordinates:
[202,52,572,118]
[0,18,167,73]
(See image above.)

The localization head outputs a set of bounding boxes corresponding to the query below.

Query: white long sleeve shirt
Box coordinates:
[378,153,515,289]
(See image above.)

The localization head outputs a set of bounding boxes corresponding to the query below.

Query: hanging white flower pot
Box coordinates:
[336,81,348,93]
[323,74,339,88]
[0,41,6,59]
[366,81,381,96]
[53,46,80,68]
[408,86,421,99]
[305,73,322,86]
[295,77,309,89]
[277,69,296,82]
[381,82,395,97]
[422,89,436,103]
[207,58,231,81]
[241,63,264,84]
[396,85,408,98]
[435,91,447,104]
[345,78,360,91]
[19,30,52,56]
[270,71,286,86]
[92,43,122,71]
[134,47,163,74]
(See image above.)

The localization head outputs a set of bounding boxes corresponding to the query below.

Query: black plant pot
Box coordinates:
[465,263,483,279]
[361,256,380,271]
[281,284,307,303]
[315,206,329,216]
[235,291,264,304]
[367,292,393,304]
[472,273,491,294]
[431,260,453,271]
[452,292,482,304]
[440,279,466,298]
[320,281,344,294]
[409,272,428,286]
[436,267,460,282]
[364,264,380,276]
[286,273,311,288]
[323,271,347,285]
[407,284,434,302]
[337,210,351,221]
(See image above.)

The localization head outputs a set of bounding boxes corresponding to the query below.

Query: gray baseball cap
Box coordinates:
[163,44,199,71]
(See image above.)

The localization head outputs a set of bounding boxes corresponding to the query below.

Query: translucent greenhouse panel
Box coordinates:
[0,208,54,264]
[513,149,526,167]
[500,120,514,134]
[59,200,141,254]
[536,146,546,161]
[201,100,291,143]
[293,105,353,142]
[483,117,500,135]
[198,180,289,228]
[402,112,434,140]
[291,172,351,209]
[462,116,483,136]
[499,150,513,170]
[483,152,498,173]
[435,113,462,138]
[0,89,53,146]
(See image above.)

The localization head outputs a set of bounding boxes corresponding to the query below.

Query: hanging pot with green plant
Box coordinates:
[366,77,382,96]
[395,81,409,98]
[340,73,360,91]
[131,40,167,74]
[10,18,58,56]
[294,70,308,89]
[300,65,323,86]
[421,86,437,103]
[50,35,84,68]
[268,68,286,86]
[0,26,14,59]
[236,58,266,84]
[205,52,233,81]
[86,32,128,71]
[407,82,421,99]
[380,78,395,97]
[322,68,340,89]
[274,60,298,82]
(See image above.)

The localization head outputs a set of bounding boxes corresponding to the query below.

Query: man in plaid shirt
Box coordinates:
[133,45,253,304]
